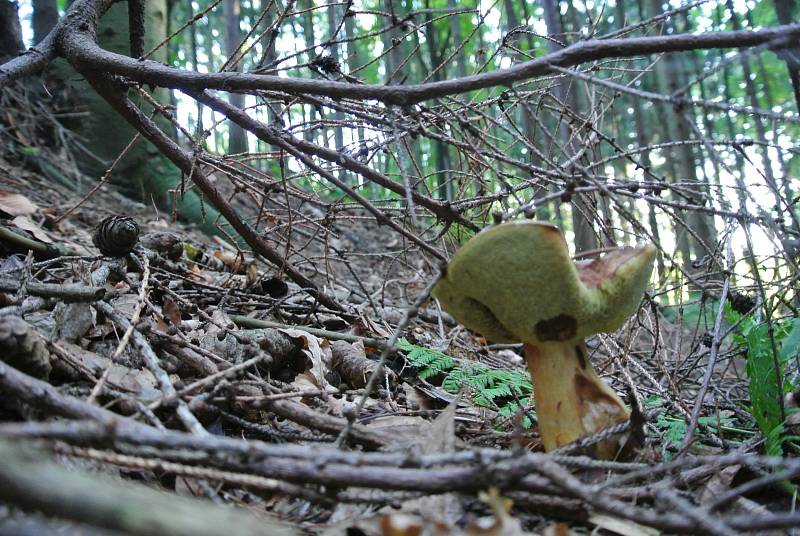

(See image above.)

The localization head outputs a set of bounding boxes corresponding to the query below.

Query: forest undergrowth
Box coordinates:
[1,1,800,531]
[0,80,798,536]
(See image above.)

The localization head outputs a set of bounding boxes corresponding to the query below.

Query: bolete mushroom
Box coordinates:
[433,221,656,458]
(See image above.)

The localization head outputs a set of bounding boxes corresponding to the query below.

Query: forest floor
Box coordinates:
[0,84,799,536]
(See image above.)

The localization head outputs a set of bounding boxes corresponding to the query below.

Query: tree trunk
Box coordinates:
[343,4,366,162]
[299,0,318,146]
[188,2,204,137]
[224,0,248,155]
[772,0,800,111]
[424,2,453,201]
[58,0,221,235]
[448,0,467,79]
[33,0,58,45]
[727,0,799,236]
[326,1,345,174]
[540,0,598,252]
[0,0,24,60]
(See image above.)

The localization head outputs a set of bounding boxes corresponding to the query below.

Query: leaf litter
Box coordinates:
[0,98,798,536]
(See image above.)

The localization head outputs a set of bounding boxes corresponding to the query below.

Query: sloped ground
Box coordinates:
[0,82,799,536]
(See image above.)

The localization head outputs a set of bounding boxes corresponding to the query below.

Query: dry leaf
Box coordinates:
[110,294,142,319]
[278,328,335,391]
[541,524,572,536]
[0,191,38,216]
[698,465,740,506]
[213,249,253,274]
[11,215,53,243]
[331,340,397,389]
[55,341,157,395]
[53,302,95,342]
[391,399,462,526]
[588,513,659,536]
[188,263,215,284]
[162,295,182,326]
[380,514,424,536]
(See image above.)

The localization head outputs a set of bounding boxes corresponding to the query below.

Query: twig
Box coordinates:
[0,278,104,302]
[88,253,150,403]
[335,272,442,447]
[0,224,76,259]
[96,301,207,436]
[230,315,390,349]
[679,231,734,453]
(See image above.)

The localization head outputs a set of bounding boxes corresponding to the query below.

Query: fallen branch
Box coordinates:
[0,439,297,536]
[0,278,104,302]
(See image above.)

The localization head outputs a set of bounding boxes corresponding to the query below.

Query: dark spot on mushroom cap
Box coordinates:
[535,314,578,342]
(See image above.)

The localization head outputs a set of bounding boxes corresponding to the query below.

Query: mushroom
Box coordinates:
[433,221,656,458]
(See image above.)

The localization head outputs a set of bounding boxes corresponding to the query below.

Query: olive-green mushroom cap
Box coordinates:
[432,221,656,344]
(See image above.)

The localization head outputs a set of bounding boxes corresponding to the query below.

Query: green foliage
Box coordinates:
[725,304,799,455]
[399,338,534,428]
[646,396,738,460]
[400,339,454,379]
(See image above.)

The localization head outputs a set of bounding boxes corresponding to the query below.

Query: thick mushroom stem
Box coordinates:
[523,341,630,459]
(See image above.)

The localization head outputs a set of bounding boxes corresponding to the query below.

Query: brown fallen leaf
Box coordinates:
[331,339,397,389]
[587,513,659,536]
[162,295,182,326]
[278,328,335,391]
[11,215,53,243]
[0,191,38,216]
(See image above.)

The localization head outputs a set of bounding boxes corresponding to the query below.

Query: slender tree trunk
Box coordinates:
[299,0,318,146]
[541,0,598,252]
[189,3,204,137]
[343,4,365,159]
[772,0,800,111]
[33,0,58,45]
[0,0,24,59]
[448,0,467,78]
[615,0,664,273]
[726,0,799,235]
[58,0,221,234]
[424,3,452,201]
[326,1,345,166]
[654,13,718,262]
[224,0,248,155]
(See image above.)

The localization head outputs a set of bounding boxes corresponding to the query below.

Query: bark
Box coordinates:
[325,1,346,181]
[0,0,24,60]
[33,0,58,46]
[424,3,453,201]
[540,0,598,252]
[728,0,799,235]
[188,2,204,135]
[56,0,222,235]
[0,440,297,536]
[642,0,698,274]
[224,0,248,155]
[772,0,800,111]
[448,0,467,78]
[663,38,718,263]
[300,0,318,145]
[343,2,365,155]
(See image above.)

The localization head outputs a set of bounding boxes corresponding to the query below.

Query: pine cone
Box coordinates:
[93,216,140,257]
[728,292,756,316]
[0,316,51,379]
